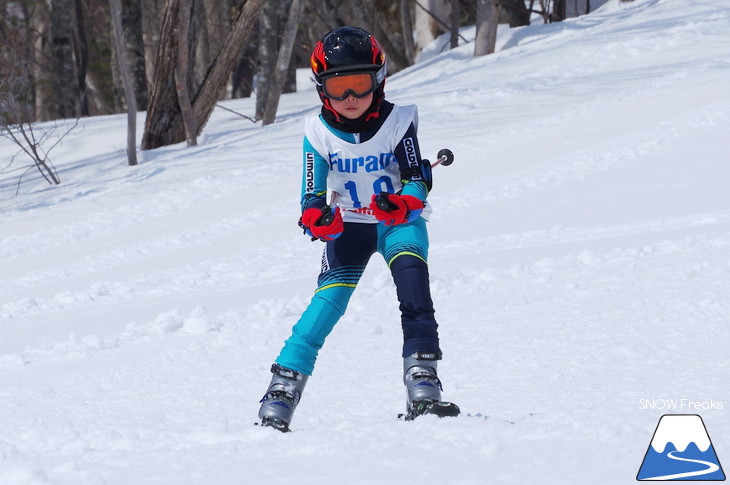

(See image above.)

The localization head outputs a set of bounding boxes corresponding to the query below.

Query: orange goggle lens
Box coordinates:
[322,73,376,100]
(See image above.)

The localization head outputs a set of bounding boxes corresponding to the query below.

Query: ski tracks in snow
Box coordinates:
[2,1,730,483]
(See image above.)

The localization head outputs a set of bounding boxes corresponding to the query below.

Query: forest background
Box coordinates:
[1,0,605,178]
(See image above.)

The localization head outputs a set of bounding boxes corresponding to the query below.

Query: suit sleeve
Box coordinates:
[392,122,432,202]
[301,135,329,212]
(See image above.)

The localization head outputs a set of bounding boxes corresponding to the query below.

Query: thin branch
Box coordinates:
[215,103,257,123]
[413,0,470,44]
[15,166,34,196]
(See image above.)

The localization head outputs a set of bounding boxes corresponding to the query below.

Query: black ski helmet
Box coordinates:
[310,27,387,122]
[310,26,387,87]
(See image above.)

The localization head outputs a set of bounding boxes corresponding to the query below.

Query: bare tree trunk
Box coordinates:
[400,0,415,65]
[192,0,266,131]
[51,0,80,119]
[474,0,499,57]
[81,0,115,116]
[229,0,255,98]
[194,1,211,88]
[501,0,530,27]
[140,0,198,149]
[232,29,258,99]
[109,0,138,165]
[33,1,53,121]
[413,0,451,61]
[74,0,89,116]
[261,0,303,126]
[256,0,279,120]
[279,3,297,94]
[142,0,265,150]
[121,0,149,110]
[450,0,459,49]
[175,0,197,146]
[552,0,566,21]
[191,0,209,93]
[141,0,161,87]
[141,0,181,149]
[202,0,227,52]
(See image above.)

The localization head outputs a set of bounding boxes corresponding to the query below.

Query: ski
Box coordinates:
[256,417,292,433]
[399,400,461,421]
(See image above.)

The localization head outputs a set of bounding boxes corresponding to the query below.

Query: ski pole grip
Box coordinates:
[316,206,334,226]
[375,192,395,212]
[318,213,333,226]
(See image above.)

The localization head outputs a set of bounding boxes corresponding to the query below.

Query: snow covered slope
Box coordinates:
[2,0,729,483]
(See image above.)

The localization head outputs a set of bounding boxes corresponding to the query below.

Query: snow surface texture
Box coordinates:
[2,0,729,483]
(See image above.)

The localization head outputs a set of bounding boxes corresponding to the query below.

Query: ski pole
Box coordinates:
[322,148,455,223]
[375,147,455,211]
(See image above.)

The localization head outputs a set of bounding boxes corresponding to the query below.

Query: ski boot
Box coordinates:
[258,364,308,432]
[402,351,460,421]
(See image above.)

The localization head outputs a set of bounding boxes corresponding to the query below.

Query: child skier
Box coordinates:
[258,26,459,432]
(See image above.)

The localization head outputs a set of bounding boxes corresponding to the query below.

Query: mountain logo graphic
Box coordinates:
[637,414,726,481]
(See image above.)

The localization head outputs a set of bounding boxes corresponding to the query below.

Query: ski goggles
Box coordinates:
[320,72,377,101]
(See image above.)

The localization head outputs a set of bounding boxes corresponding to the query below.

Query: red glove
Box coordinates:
[300,206,343,241]
[369,193,424,226]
